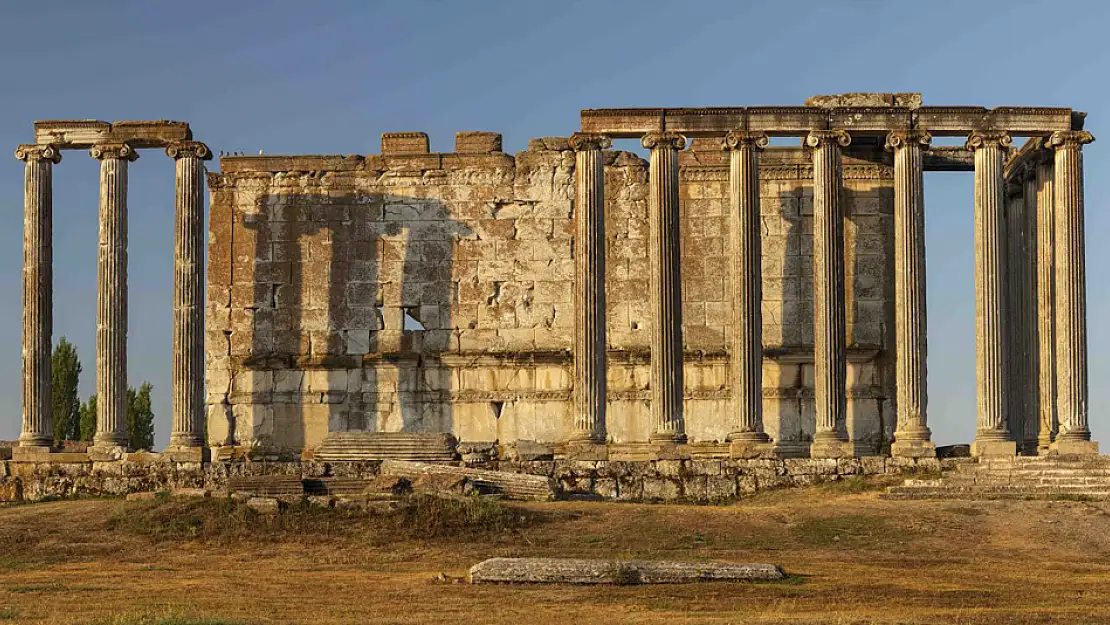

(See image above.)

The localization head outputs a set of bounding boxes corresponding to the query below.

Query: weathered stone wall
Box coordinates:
[205,134,895,456]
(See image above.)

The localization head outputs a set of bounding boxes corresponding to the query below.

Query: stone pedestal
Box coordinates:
[15,144,61,448]
[167,142,211,449]
[642,131,687,444]
[886,130,935,459]
[569,133,610,444]
[90,143,138,454]
[722,131,771,454]
[1048,130,1097,456]
[806,131,853,459]
[968,132,1015,458]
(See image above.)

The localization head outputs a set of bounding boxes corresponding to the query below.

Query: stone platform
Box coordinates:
[885,456,1110,500]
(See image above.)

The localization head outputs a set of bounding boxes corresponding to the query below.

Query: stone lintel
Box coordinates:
[1002,137,1048,180]
[34,120,191,149]
[219,154,366,173]
[581,106,1073,138]
[924,146,975,172]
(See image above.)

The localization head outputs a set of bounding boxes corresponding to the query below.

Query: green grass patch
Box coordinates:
[791,514,900,549]
[0,607,17,621]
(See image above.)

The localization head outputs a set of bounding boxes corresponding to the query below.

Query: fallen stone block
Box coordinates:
[380,460,555,501]
[247,497,281,514]
[468,558,786,585]
[125,491,159,501]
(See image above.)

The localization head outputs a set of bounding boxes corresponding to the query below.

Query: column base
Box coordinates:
[565,442,609,461]
[163,446,211,463]
[88,445,129,461]
[971,439,1016,458]
[18,434,52,448]
[810,439,853,459]
[1049,439,1100,457]
[891,440,937,459]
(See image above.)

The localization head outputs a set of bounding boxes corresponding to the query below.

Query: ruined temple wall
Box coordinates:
[205,137,895,456]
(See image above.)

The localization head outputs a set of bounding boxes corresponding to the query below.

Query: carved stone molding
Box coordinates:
[641,131,687,151]
[15,144,62,164]
[89,142,139,162]
[568,133,612,152]
[166,140,213,160]
[884,129,932,151]
[804,130,851,149]
[721,130,768,151]
[966,131,1012,150]
[1047,130,1095,150]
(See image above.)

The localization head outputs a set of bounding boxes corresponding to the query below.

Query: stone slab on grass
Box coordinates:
[468,557,785,585]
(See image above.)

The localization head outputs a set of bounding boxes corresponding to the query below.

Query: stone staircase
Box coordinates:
[314,432,458,462]
[886,456,1110,500]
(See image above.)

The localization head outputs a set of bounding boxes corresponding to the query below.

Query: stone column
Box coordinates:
[569,133,611,453]
[1021,165,1041,454]
[1004,185,1025,447]
[1048,130,1098,455]
[722,131,772,457]
[90,143,138,456]
[806,131,852,459]
[642,131,687,445]
[15,144,62,449]
[1034,153,1057,450]
[167,141,211,454]
[885,130,935,458]
[967,131,1016,457]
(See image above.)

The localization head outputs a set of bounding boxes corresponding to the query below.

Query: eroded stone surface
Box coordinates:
[468,557,786,584]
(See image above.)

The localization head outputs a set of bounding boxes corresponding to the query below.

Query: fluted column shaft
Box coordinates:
[1021,167,1040,453]
[1004,188,1025,446]
[16,145,62,447]
[1049,131,1095,447]
[642,131,687,443]
[569,134,610,444]
[723,131,769,445]
[886,131,934,457]
[968,131,1014,456]
[168,142,211,448]
[806,131,851,457]
[1034,155,1056,448]
[91,143,138,449]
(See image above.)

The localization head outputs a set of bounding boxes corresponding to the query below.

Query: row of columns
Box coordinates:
[16,141,210,452]
[569,128,1094,458]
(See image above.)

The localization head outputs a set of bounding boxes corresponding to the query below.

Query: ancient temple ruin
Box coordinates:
[13,93,1098,465]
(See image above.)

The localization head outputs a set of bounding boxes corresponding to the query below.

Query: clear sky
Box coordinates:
[1,0,1107,447]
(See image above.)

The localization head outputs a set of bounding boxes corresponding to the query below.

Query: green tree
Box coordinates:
[51,337,82,445]
[127,382,155,451]
[79,394,97,442]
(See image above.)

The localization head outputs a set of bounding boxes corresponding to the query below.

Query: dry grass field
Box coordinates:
[2,479,1110,624]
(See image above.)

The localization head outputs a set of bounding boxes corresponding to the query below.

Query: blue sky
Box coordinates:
[1,0,1107,446]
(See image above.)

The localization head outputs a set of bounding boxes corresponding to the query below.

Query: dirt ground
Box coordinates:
[2,482,1110,625]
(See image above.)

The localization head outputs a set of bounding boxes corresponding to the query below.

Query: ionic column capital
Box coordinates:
[90,143,139,162]
[805,130,851,149]
[15,144,62,164]
[966,131,1012,151]
[884,129,932,151]
[721,130,768,151]
[641,131,686,151]
[569,133,612,152]
[166,141,213,161]
[1047,130,1095,151]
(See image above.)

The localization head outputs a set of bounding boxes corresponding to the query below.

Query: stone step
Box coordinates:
[379,459,555,501]
[226,475,305,497]
[886,484,1110,500]
[302,477,374,496]
[315,432,458,462]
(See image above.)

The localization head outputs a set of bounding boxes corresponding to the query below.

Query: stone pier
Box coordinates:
[722,131,771,457]
[15,144,61,449]
[969,131,1016,458]
[167,141,211,454]
[91,143,138,456]
[806,131,852,459]
[1049,130,1097,456]
[886,130,935,458]
[642,131,687,445]
[569,133,610,454]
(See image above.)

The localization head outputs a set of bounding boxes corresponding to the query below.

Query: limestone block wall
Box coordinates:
[205,134,895,456]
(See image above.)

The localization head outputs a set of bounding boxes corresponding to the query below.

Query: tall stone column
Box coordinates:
[569,133,611,452]
[1034,153,1057,450]
[722,131,772,457]
[167,141,211,454]
[885,130,935,458]
[1021,165,1041,454]
[967,131,1016,457]
[1048,130,1098,455]
[16,144,62,449]
[1004,186,1025,447]
[642,131,687,445]
[90,143,138,456]
[806,131,852,459]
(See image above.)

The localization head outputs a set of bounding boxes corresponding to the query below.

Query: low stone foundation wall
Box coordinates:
[0,457,943,504]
